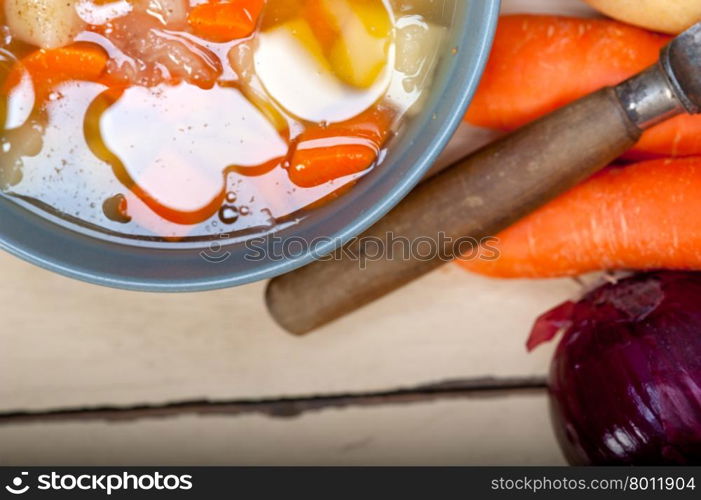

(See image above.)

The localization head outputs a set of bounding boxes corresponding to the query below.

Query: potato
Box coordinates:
[263,0,392,88]
[0,121,43,189]
[395,19,445,87]
[311,0,393,88]
[4,0,85,48]
[392,19,445,114]
[584,0,701,34]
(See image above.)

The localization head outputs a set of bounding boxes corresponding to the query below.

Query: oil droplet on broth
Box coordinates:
[103,193,132,223]
[218,205,239,224]
[260,208,275,227]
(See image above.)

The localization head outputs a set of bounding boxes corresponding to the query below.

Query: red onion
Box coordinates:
[530,272,701,465]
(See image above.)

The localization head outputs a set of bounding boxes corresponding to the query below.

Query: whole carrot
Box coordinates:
[460,158,701,278]
[464,15,701,157]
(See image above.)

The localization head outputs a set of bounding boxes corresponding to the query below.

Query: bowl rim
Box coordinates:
[0,0,501,291]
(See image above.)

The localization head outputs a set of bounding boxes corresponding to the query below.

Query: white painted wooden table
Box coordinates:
[0,0,596,466]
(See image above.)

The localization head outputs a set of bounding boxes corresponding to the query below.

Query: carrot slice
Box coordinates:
[4,43,109,103]
[459,158,701,278]
[290,142,376,188]
[188,0,265,43]
[288,104,395,188]
[463,15,701,157]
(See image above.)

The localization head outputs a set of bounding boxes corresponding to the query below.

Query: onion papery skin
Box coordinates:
[534,272,701,465]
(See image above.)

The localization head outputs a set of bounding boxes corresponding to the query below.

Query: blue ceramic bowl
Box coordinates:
[0,0,500,291]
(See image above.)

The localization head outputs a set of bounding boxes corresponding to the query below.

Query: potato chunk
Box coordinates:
[304,0,393,88]
[585,0,701,34]
[395,19,445,85]
[391,18,445,113]
[260,0,393,88]
[4,0,85,49]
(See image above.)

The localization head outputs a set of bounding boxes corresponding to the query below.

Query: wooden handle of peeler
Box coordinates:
[266,88,642,334]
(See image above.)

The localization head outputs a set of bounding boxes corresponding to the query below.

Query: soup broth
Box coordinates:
[0,0,452,243]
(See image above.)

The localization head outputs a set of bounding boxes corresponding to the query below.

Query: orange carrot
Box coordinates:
[636,115,701,158]
[460,158,701,278]
[288,104,395,188]
[4,43,109,103]
[188,0,265,43]
[464,15,701,157]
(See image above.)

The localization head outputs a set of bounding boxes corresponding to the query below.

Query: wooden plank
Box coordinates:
[0,378,547,424]
[0,251,576,410]
[0,391,565,466]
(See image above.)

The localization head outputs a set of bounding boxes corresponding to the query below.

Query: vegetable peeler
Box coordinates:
[266,21,701,335]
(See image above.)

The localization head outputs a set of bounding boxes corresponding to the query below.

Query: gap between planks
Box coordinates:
[0,376,547,425]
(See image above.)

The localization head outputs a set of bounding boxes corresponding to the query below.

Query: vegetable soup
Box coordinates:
[0,0,452,242]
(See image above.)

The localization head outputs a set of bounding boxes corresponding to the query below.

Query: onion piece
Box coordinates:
[104,12,222,88]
